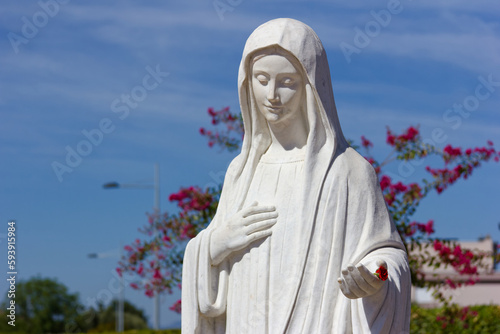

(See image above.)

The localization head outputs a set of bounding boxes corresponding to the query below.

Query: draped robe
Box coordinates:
[182,18,411,333]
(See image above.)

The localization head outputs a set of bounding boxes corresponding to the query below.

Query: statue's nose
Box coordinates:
[267,81,279,103]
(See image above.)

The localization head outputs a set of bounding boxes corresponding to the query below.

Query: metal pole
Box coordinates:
[118,242,124,332]
[154,163,160,214]
[153,163,160,329]
[89,250,124,332]
[102,168,159,329]
[115,300,118,332]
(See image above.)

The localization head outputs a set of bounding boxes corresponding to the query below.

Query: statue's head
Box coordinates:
[250,47,306,127]
[238,18,346,151]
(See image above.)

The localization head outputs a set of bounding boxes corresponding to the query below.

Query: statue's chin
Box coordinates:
[259,109,281,123]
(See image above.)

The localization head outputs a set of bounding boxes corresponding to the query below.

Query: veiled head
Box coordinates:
[238,18,348,158]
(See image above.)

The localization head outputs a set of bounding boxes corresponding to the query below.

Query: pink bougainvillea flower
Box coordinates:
[169,299,182,314]
[361,135,373,148]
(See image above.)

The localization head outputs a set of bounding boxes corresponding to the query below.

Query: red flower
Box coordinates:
[391,182,407,192]
[169,299,182,314]
[153,268,162,280]
[443,144,462,161]
[379,175,391,191]
[445,278,457,289]
[181,224,197,239]
[361,135,373,149]
[423,220,434,235]
[375,265,388,281]
[386,131,396,146]
[403,126,419,141]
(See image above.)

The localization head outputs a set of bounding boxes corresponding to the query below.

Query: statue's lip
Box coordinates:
[264,105,283,111]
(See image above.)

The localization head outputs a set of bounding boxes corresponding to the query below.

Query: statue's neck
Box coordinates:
[266,114,308,157]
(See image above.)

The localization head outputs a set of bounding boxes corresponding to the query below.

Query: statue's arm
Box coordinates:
[348,247,412,332]
[183,229,229,319]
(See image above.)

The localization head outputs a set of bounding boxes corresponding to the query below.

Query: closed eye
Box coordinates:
[256,74,269,86]
[282,77,295,87]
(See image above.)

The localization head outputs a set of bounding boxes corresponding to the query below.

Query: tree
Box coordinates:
[0,276,83,333]
[77,298,148,332]
[118,107,500,328]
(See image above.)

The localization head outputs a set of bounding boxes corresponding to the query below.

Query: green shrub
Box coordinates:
[84,331,180,334]
[410,304,500,334]
[0,330,181,334]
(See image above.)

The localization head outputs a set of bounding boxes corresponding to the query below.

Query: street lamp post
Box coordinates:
[103,163,161,330]
[153,164,160,330]
[88,249,124,332]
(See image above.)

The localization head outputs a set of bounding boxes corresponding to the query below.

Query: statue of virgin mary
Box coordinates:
[182,18,411,333]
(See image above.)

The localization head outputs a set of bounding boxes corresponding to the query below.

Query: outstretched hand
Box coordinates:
[338,259,387,299]
[210,201,278,265]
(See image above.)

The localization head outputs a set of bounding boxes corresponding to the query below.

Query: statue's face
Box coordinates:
[251,54,304,125]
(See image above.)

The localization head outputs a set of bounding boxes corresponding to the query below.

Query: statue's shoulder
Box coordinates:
[220,153,248,189]
[332,147,378,184]
[225,154,244,178]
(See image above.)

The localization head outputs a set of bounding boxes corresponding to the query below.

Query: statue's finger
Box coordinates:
[346,263,375,293]
[244,211,278,225]
[357,264,384,289]
[242,205,277,218]
[376,259,387,269]
[342,270,364,298]
[350,267,377,295]
[245,218,277,235]
[337,278,345,292]
[246,230,272,244]
[338,277,357,299]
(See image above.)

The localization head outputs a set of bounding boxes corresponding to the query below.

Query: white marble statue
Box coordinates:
[182,18,411,333]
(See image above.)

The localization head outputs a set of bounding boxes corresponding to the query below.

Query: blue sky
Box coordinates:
[1,0,499,329]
